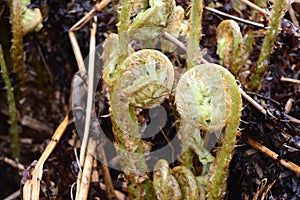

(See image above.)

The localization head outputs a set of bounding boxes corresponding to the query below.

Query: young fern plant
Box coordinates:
[122,0,186,52]
[216,19,254,77]
[217,0,288,91]
[104,0,181,197]
[106,0,241,199]
[176,0,204,170]
[102,35,175,198]
[126,0,176,41]
[250,0,287,90]
[110,49,174,154]
[175,63,242,199]
[153,159,200,200]
[216,20,243,76]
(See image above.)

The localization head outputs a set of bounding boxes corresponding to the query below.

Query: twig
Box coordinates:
[240,0,270,16]
[253,178,267,200]
[261,179,276,200]
[247,138,300,175]
[91,158,99,183]
[204,7,265,28]
[0,108,53,135]
[36,42,53,84]
[95,0,111,12]
[238,87,266,115]
[285,114,300,124]
[76,139,96,200]
[284,98,294,114]
[75,15,97,200]
[20,115,53,135]
[280,76,300,84]
[99,182,127,200]
[0,5,5,18]
[162,31,209,64]
[23,115,69,200]
[4,190,20,200]
[162,31,187,51]
[69,6,96,75]
[288,5,299,26]
[69,0,111,76]
[99,144,117,199]
[239,87,300,124]
[1,156,25,170]
[69,2,111,198]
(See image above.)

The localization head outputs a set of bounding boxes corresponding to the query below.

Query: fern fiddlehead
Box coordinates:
[127,0,176,40]
[110,49,174,149]
[104,0,178,197]
[216,20,243,76]
[105,48,174,198]
[216,19,254,85]
[175,63,242,199]
[153,159,199,200]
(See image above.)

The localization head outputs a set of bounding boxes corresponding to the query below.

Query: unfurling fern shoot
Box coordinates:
[175,63,242,199]
[109,49,174,199]
[153,159,200,200]
[111,49,174,151]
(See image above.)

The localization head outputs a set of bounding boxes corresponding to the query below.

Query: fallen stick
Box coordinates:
[280,76,300,84]
[205,7,265,28]
[240,0,270,16]
[247,138,300,176]
[1,156,25,171]
[23,115,69,200]
[4,190,20,200]
[239,87,300,124]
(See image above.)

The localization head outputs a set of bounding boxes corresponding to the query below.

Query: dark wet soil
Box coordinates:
[0,0,300,199]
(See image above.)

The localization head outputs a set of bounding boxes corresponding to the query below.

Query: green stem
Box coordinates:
[118,0,131,64]
[114,143,152,200]
[187,0,203,69]
[0,44,19,161]
[250,0,287,91]
[206,66,242,200]
[8,0,25,94]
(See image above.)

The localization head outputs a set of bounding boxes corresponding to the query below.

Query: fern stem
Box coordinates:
[250,0,287,90]
[8,0,25,93]
[187,0,203,69]
[118,0,130,64]
[206,65,242,200]
[0,44,19,161]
